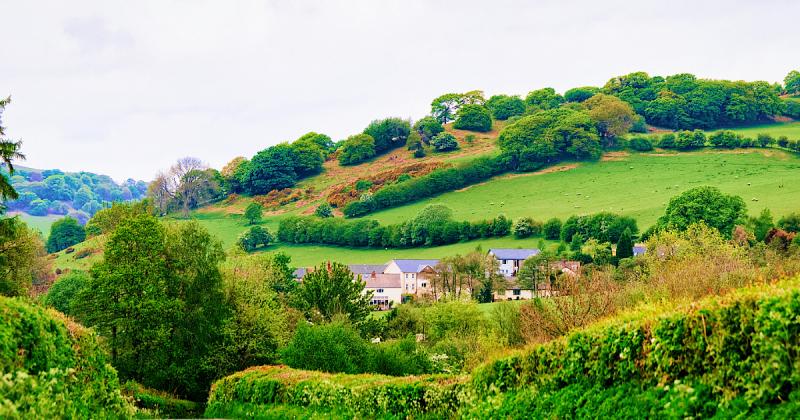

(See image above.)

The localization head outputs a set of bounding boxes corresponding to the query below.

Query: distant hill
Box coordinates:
[4,166,148,224]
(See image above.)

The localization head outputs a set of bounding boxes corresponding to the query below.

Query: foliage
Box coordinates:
[342,156,509,217]
[498,108,601,171]
[237,225,273,252]
[709,130,744,148]
[431,132,459,152]
[452,104,492,132]
[0,217,50,297]
[785,70,800,95]
[778,212,800,233]
[525,87,564,111]
[282,321,375,374]
[244,202,263,225]
[564,86,599,103]
[148,157,222,217]
[513,216,542,238]
[0,296,135,418]
[44,271,89,316]
[486,94,526,120]
[413,116,444,143]
[205,365,466,418]
[84,200,153,237]
[292,262,373,325]
[431,92,464,124]
[243,145,298,195]
[74,216,228,399]
[46,216,85,253]
[338,134,376,165]
[279,209,511,249]
[121,381,201,418]
[542,217,562,240]
[616,227,634,259]
[364,118,410,153]
[560,211,639,243]
[314,202,333,218]
[584,93,636,145]
[603,71,783,129]
[656,186,747,237]
[627,136,653,151]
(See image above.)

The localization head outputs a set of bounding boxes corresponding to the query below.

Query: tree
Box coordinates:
[543,218,562,240]
[628,136,653,151]
[0,96,25,205]
[244,202,263,225]
[75,216,228,399]
[295,132,334,155]
[147,157,220,216]
[44,271,89,315]
[85,201,153,236]
[485,95,526,120]
[583,93,636,146]
[315,202,333,218]
[243,145,298,195]
[412,116,444,143]
[292,262,373,325]
[364,118,410,153]
[656,186,747,238]
[749,208,774,242]
[290,140,324,177]
[778,212,800,233]
[453,104,492,132]
[281,321,374,374]
[785,70,800,95]
[514,217,540,238]
[564,86,599,103]
[0,218,49,297]
[518,252,558,297]
[431,93,463,124]
[498,108,601,171]
[431,132,459,152]
[338,134,376,165]
[46,216,86,253]
[615,227,634,259]
[525,87,564,110]
[237,225,273,252]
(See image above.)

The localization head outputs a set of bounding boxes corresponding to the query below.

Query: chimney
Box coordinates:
[371,271,377,279]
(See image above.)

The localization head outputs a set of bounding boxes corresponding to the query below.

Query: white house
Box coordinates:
[488,248,540,276]
[361,272,403,310]
[384,259,439,295]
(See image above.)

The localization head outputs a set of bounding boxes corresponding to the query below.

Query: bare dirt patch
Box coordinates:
[601,151,630,161]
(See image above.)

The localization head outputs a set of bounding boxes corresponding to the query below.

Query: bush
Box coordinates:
[0,297,134,418]
[513,217,542,238]
[559,212,639,243]
[237,225,273,252]
[709,130,743,148]
[121,381,201,418]
[244,202,263,225]
[355,179,373,191]
[431,132,459,152]
[658,133,676,149]
[486,95,526,120]
[338,134,376,165]
[413,116,444,143]
[314,202,333,218]
[542,218,562,240]
[46,216,86,253]
[364,117,410,153]
[627,136,653,151]
[44,271,89,316]
[281,321,375,374]
[453,104,492,132]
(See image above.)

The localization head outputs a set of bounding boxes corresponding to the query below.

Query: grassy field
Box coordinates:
[367,149,800,228]
[706,121,800,138]
[9,212,59,237]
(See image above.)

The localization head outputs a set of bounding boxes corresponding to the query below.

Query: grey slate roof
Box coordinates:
[349,264,387,276]
[633,245,646,256]
[293,268,307,279]
[390,259,440,273]
[489,248,540,260]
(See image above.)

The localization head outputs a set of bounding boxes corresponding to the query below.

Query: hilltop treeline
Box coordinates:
[5,167,147,222]
[280,204,511,248]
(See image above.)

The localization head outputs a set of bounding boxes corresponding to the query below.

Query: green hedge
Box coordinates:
[204,365,468,418]
[467,281,800,417]
[0,297,134,418]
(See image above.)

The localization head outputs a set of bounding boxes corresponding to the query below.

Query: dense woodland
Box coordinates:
[4,70,800,418]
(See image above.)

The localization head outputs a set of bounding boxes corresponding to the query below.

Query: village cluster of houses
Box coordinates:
[293,245,646,310]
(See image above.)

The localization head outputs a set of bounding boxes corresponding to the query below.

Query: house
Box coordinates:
[292,267,307,280]
[361,272,403,310]
[488,248,540,276]
[633,244,646,257]
[551,260,581,277]
[348,264,388,277]
[383,259,439,295]
[494,278,534,301]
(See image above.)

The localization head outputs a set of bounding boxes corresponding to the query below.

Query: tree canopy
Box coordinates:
[656,186,747,237]
[486,95,526,120]
[453,104,492,132]
[364,118,410,153]
[46,216,86,253]
[292,262,373,325]
[338,134,376,165]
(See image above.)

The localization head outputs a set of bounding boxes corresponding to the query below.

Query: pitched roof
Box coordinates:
[633,245,646,256]
[390,259,440,273]
[489,248,540,260]
[348,264,387,275]
[293,268,307,279]
[362,273,402,289]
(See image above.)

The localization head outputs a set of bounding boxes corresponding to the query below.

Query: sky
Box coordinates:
[1,0,798,182]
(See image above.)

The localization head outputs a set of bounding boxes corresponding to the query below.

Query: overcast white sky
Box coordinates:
[2,0,798,181]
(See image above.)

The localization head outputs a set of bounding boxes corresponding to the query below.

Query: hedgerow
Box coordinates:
[467,280,800,417]
[0,297,134,418]
[120,381,202,418]
[204,365,468,418]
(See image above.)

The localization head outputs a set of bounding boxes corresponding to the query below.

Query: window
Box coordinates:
[405,273,409,278]
[377,288,384,293]
[421,282,427,287]
[513,289,521,296]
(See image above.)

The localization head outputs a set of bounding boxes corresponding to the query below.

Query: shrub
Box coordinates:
[364,117,410,153]
[281,321,375,374]
[658,133,676,149]
[513,217,541,238]
[0,297,134,418]
[237,225,273,252]
[453,104,492,132]
[559,212,639,243]
[542,218,562,240]
[413,116,444,143]
[314,202,333,218]
[485,95,526,120]
[709,130,743,148]
[355,179,373,191]
[44,271,89,316]
[121,381,201,418]
[628,136,654,151]
[338,134,376,165]
[46,217,86,253]
[244,202,263,225]
[431,132,459,152]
